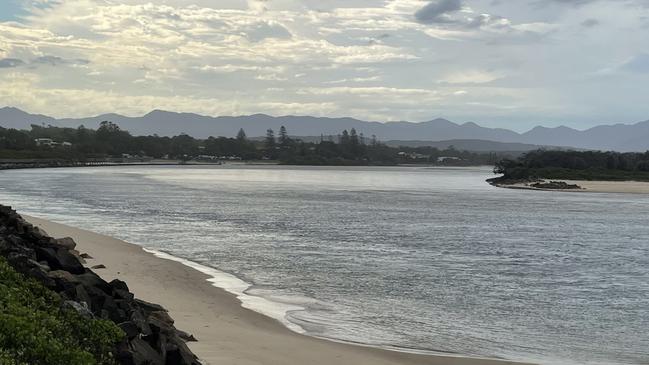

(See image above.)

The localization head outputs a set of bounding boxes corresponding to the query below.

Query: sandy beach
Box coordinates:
[495,180,649,194]
[564,180,649,194]
[24,215,534,365]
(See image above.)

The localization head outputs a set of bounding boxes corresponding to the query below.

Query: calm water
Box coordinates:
[1,165,647,365]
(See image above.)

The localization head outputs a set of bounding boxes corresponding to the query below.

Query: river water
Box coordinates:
[1,165,647,365]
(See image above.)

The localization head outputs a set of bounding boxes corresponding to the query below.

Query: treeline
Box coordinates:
[494,150,649,181]
[0,122,502,166]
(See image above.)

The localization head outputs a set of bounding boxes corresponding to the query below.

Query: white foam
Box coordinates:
[141,248,307,334]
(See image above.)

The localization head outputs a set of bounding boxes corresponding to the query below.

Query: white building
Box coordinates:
[34,138,54,147]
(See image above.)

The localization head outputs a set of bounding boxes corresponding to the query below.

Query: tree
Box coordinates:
[340,130,350,145]
[279,126,289,146]
[265,129,276,157]
[350,128,359,146]
[236,128,247,141]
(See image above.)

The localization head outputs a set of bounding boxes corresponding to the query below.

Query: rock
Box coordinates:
[115,289,135,301]
[73,284,93,306]
[110,279,130,292]
[0,237,10,254]
[69,249,86,264]
[76,271,112,294]
[62,300,94,319]
[118,321,140,339]
[130,310,153,337]
[130,338,164,365]
[36,247,85,274]
[149,311,174,326]
[135,299,167,313]
[32,226,48,238]
[176,329,198,342]
[115,340,136,365]
[28,267,55,288]
[29,259,50,272]
[92,264,107,269]
[54,237,77,250]
[48,270,80,291]
[165,338,200,365]
[148,314,174,336]
[6,252,35,275]
[80,253,93,259]
[530,181,581,190]
[48,269,79,282]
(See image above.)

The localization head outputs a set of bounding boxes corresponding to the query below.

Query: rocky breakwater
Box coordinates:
[0,205,202,365]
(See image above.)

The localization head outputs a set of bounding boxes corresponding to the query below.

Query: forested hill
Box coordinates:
[3,106,649,151]
[493,150,649,182]
[0,121,505,166]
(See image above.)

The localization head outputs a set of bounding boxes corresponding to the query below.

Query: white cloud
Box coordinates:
[0,0,646,129]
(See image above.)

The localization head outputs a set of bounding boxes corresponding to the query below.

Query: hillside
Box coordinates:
[2,106,648,152]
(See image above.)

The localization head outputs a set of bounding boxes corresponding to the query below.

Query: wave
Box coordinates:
[141,248,309,334]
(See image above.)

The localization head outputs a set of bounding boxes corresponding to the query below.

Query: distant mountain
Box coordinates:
[1,106,648,152]
[383,139,571,152]
[520,122,649,152]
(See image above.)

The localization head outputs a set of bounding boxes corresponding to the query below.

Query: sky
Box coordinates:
[0,0,648,131]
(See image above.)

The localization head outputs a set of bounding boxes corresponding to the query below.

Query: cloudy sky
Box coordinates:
[0,0,648,131]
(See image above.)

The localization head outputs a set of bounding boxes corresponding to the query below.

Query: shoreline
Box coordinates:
[25,214,535,365]
[489,178,649,194]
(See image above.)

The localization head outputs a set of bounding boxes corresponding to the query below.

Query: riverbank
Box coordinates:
[489,178,649,194]
[25,215,534,365]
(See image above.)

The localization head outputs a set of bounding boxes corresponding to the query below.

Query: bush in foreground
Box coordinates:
[0,257,124,365]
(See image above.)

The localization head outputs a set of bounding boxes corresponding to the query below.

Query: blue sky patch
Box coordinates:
[0,1,24,21]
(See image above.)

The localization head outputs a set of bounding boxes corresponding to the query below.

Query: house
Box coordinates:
[437,156,462,163]
[34,138,54,147]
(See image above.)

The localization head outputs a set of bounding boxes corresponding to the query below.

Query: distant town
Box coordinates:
[0,121,503,168]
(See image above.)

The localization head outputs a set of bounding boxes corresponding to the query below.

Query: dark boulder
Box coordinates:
[54,237,77,250]
[176,329,198,342]
[130,338,165,365]
[77,271,112,294]
[36,247,84,274]
[135,299,167,314]
[48,270,80,291]
[110,279,130,292]
[119,321,141,339]
[165,338,200,365]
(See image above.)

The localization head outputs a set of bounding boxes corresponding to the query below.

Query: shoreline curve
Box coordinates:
[25,214,536,365]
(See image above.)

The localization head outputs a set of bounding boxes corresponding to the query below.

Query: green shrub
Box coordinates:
[0,258,124,365]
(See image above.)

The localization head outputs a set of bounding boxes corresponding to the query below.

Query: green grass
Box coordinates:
[0,258,124,365]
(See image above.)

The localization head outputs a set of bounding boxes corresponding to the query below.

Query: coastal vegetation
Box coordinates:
[0,205,202,365]
[0,122,503,166]
[0,257,123,365]
[493,150,649,182]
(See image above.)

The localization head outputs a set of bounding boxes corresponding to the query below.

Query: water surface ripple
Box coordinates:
[1,165,647,365]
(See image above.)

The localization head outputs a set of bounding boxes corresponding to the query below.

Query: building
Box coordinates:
[34,138,54,147]
[437,156,462,163]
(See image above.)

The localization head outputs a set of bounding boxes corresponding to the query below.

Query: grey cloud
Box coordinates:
[414,0,463,24]
[467,14,507,29]
[581,18,600,27]
[0,58,25,68]
[33,55,90,66]
[415,1,512,31]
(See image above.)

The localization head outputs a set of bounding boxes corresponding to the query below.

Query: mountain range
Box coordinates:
[1,106,648,152]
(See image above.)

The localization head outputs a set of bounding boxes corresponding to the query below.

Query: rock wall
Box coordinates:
[0,205,202,365]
